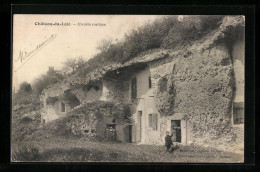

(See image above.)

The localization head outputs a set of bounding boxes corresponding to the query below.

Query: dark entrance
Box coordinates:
[61,102,65,112]
[129,125,132,143]
[171,120,181,143]
[105,124,117,141]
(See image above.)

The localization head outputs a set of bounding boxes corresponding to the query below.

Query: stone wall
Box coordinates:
[41,87,64,107]
[42,105,59,122]
[100,79,130,103]
[232,27,244,103]
[147,42,235,144]
[61,101,132,142]
[148,32,244,149]
[42,100,72,123]
[175,47,232,141]
[70,87,87,103]
[71,87,102,103]
[42,82,102,122]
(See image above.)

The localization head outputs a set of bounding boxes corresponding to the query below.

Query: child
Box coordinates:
[165,131,173,153]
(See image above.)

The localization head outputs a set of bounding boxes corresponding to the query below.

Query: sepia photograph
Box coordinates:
[11,14,245,163]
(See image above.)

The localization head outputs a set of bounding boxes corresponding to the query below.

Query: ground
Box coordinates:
[11,135,243,163]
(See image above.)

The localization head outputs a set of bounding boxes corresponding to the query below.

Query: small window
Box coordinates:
[131,78,137,99]
[149,77,152,88]
[61,102,65,112]
[233,102,244,125]
[148,114,158,130]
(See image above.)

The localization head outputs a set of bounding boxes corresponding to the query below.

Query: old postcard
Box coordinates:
[12,14,245,162]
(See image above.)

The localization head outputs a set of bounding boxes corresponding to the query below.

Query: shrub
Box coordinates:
[19,82,32,93]
[12,122,40,141]
[36,101,133,139]
[32,69,64,95]
[161,16,223,49]
[12,143,40,161]
[12,92,39,106]
[121,16,177,62]
[71,101,132,123]
[12,101,41,123]
[155,75,176,116]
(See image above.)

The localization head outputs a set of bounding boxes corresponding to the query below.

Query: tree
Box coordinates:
[76,57,85,68]
[96,38,113,52]
[62,58,78,73]
[76,57,86,75]
[19,82,32,93]
[32,67,64,95]
[62,57,87,75]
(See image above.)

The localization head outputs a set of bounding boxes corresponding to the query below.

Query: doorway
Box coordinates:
[129,125,132,143]
[136,111,142,142]
[171,120,181,143]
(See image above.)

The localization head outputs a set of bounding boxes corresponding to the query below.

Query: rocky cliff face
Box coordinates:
[173,47,233,140]
[150,16,244,150]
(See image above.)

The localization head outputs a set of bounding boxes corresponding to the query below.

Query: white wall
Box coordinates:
[42,100,71,123]
[232,31,245,103]
[129,66,163,144]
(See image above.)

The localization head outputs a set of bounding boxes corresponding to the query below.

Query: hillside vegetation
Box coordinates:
[77,16,224,77]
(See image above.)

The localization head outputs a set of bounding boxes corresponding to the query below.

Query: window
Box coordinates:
[233,102,244,125]
[131,78,137,99]
[149,77,152,88]
[61,102,65,112]
[148,114,158,130]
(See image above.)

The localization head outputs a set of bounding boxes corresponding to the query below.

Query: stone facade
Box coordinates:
[100,79,130,103]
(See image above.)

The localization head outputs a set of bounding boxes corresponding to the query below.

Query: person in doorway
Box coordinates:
[165,131,173,153]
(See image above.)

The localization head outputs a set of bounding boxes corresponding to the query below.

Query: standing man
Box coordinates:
[165,131,173,153]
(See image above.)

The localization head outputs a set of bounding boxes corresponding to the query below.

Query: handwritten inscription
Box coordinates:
[15,34,57,71]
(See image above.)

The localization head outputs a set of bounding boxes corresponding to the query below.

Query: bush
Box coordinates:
[71,101,132,123]
[32,69,63,95]
[19,82,32,93]
[121,16,177,62]
[12,143,40,161]
[12,122,40,141]
[155,75,176,116]
[12,101,41,123]
[161,16,223,49]
[13,92,39,106]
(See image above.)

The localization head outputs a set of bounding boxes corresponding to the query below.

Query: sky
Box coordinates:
[13,14,165,89]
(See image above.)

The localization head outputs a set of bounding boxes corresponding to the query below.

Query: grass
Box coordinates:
[11,135,243,163]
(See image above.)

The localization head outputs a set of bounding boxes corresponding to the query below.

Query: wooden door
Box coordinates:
[136,111,142,142]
